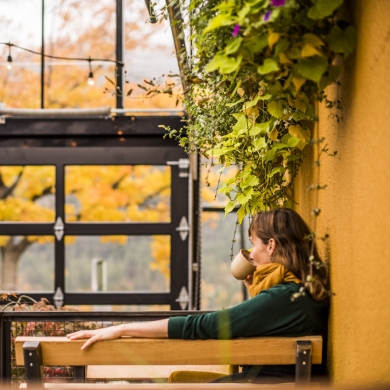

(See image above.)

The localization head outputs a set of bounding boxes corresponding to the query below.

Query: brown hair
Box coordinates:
[249,208,329,301]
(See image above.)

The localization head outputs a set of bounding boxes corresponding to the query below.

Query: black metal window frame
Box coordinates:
[0,115,196,310]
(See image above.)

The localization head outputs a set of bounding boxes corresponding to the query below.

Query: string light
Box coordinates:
[1,42,124,83]
[6,43,12,70]
[87,58,94,86]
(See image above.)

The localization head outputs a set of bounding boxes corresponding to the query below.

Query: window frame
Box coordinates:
[0,115,195,310]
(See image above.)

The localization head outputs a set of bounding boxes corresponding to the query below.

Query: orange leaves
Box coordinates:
[0,164,174,288]
[149,235,170,279]
[0,166,56,223]
[65,165,171,223]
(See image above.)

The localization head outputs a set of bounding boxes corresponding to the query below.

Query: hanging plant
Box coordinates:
[162,0,356,221]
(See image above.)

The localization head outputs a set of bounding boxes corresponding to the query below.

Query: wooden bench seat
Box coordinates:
[14,335,322,388]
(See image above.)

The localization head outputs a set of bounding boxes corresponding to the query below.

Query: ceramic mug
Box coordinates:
[230,249,256,280]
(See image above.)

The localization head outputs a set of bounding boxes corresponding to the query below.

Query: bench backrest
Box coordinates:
[15,336,322,366]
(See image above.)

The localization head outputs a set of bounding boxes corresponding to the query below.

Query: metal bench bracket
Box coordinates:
[73,366,86,382]
[295,340,312,385]
[23,341,44,387]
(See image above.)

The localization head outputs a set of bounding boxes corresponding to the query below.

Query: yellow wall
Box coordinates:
[294,0,390,386]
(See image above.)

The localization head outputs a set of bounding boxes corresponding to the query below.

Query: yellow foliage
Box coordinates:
[0,198,54,222]
[268,31,280,50]
[64,236,77,245]
[292,77,307,92]
[0,164,172,284]
[279,52,293,66]
[149,235,171,279]
[0,236,9,246]
[65,165,171,223]
[301,44,322,57]
[100,235,128,245]
[288,124,311,150]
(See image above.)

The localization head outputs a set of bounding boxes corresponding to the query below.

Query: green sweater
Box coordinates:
[168,283,328,377]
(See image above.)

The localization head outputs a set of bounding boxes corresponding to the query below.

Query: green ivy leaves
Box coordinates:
[268,101,285,119]
[308,0,343,19]
[225,37,243,55]
[293,56,328,83]
[203,14,236,34]
[171,0,356,220]
[204,93,308,219]
[327,26,357,57]
[258,58,280,75]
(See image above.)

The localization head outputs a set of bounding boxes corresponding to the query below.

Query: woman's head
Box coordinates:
[248,208,329,300]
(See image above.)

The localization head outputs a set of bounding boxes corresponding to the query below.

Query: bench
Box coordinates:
[15,336,322,388]
[86,365,232,381]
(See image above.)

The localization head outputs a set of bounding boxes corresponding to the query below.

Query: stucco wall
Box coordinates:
[293,0,390,386]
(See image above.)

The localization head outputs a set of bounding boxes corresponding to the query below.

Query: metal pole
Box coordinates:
[40,0,45,109]
[116,0,124,109]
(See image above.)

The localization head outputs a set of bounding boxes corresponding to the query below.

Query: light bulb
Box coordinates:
[7,55,12,70]
[87,71,94,86]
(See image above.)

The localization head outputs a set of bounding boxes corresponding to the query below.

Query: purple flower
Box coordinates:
[271,0,285,6]
[232,24,241,37]
[263,10,272,21]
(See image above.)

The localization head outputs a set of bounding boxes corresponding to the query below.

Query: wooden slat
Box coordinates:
[19,383,298,389]
[87,365,231,380]
[15,336,322,366]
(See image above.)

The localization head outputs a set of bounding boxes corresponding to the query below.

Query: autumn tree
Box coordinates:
[0,167,55,290]
[0,165,171,291]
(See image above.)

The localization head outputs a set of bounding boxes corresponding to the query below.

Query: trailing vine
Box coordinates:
[161,0,356,221]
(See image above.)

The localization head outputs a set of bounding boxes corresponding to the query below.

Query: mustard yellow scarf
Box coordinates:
[248,263,301,298]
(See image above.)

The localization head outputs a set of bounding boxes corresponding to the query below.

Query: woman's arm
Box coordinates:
[67,318,169,350]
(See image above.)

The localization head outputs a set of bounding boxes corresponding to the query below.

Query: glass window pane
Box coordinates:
[45,0,116,59]
[65,235,170,292]
[45,63,116,109]
[65,165,171,223]
[0,166,56,222]
[123,0,183,110]
[0,0,184,109]
[0,236,54,292]
[44,0,116,108]
[0,0,42,108]
[201,213,244,310]
[200,159,238,208]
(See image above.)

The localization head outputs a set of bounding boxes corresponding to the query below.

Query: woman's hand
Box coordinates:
[66,319,169,350]
[67,325,123,350]
[243,274,253,288]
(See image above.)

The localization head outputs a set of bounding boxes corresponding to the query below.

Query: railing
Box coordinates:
[0,310,209,387]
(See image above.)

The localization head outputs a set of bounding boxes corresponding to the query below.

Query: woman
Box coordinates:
[67,208,329,383]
